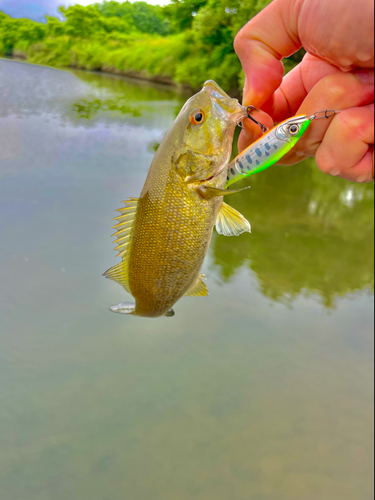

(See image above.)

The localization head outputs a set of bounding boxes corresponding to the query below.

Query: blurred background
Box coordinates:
[0,0,304,94]
[0,2,374,500]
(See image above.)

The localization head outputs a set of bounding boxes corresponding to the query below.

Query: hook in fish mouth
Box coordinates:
[238,105,269,133]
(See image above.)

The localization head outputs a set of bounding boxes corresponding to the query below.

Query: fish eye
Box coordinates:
[289,124,299,135]
[190,110,205,125]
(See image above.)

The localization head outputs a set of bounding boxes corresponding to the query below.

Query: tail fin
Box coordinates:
[109,303,175,318]
[109,302,135,314]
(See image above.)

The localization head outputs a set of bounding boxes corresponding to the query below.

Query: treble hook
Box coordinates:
[236,118,246,129]
[310,109,338,121]
[245,105,269,133]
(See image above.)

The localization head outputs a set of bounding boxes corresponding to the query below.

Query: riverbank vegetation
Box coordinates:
[0,1,303,93]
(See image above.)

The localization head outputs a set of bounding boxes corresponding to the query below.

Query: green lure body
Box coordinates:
[226,115,311,187]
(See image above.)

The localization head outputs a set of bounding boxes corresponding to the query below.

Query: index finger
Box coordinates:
[234,0,301,106]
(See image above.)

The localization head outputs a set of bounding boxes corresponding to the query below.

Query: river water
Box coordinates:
[0,59,373,500]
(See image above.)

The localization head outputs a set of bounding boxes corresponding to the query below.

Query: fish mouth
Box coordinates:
[203,80,246,118]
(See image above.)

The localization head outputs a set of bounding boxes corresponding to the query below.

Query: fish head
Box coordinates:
[179,80,247,159]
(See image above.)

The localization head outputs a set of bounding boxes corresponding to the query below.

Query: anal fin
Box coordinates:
[184,274,209,297]
[216,202,251,236]
[104,262,131,294]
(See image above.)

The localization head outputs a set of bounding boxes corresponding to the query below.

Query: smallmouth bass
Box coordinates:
[104,81,251,317]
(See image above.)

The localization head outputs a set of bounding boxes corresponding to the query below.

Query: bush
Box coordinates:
[0,0,303,93]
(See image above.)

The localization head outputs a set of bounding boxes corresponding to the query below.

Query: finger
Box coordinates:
[262,54,343,121]
[234,0,301,107]
[315,105,374,182]
[235,0,374,108]
[279,71,375,165]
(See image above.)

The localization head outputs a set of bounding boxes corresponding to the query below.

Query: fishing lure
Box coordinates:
[226,110,337,187]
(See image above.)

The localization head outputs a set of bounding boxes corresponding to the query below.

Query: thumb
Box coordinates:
[234,0,302,107]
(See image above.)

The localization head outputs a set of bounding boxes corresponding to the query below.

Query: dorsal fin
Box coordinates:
[111,198,138,257]
[103,198,138,293]
[184,274,209,297]
[216,202,251,236]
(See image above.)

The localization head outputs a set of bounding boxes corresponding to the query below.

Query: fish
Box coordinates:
[104,80,251,318]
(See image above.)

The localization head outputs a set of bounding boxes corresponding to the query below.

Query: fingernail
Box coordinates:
[330,168,341,176]
[357,175,368,183]
[355,70,375,85]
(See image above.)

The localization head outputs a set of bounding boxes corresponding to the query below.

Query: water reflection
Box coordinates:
[72,97,142,119]
[211,159,374,308]
[70,70,186,122]
[0,59,185,127]
[0,59,373,500]
[71,68,186,102]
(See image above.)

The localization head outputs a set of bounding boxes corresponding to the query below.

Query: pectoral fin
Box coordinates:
[197,185,250,200]
[184,274,209,297]
[216,202,251,236]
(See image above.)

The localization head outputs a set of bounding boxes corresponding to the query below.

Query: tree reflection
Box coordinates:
[70,70,186,122]
[72,97,142,119]
[71,69,186,101]
[211,159,374,308]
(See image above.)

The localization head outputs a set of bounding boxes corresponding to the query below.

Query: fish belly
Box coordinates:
[128,180,218,317]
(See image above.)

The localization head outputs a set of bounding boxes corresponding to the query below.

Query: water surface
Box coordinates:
[0,59,374,500]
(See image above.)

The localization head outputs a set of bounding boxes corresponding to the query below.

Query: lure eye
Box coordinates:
[190,110,205,125]
[289,124,300,135]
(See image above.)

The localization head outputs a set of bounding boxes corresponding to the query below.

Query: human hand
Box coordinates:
[234,0,374,182]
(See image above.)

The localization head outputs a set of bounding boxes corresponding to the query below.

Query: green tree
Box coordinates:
[0,13,45,55]
[97,1,170,35]
[45,16,65,38]
[59,5,106,39]
[0,0,305,91]
[163,0,209,31]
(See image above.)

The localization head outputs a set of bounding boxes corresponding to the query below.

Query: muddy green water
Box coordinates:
[0,59,374,500]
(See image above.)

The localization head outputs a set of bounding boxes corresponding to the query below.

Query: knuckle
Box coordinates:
[233,30,247,53]
[337,110,369,141]
[320,76,348,101]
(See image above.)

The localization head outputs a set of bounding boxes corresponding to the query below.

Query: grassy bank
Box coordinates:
[0,1,303,93]
[21,33,243,91]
